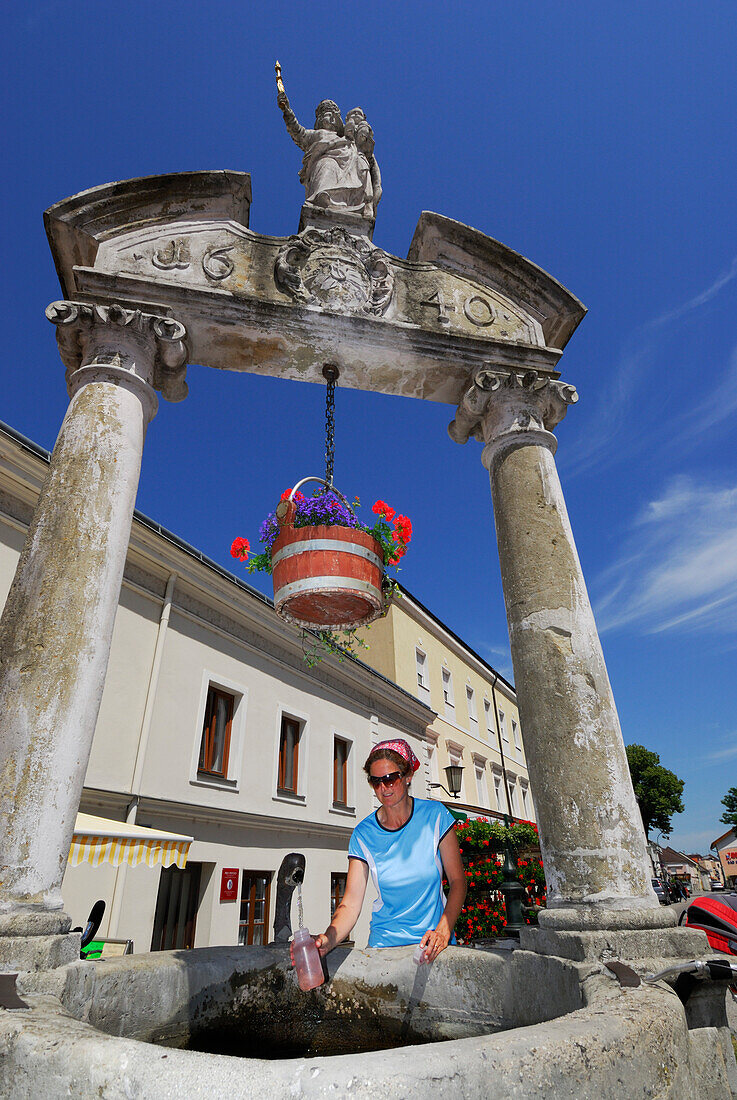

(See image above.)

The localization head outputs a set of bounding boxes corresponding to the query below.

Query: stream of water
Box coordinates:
[297,881,304,930]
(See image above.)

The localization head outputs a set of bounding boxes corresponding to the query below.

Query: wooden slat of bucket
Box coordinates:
[271,524,385,630]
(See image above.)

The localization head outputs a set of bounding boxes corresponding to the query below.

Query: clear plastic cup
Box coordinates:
[413,944,428,965]
[292,927,325,991]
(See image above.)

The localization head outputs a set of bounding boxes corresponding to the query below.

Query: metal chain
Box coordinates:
[323,365,339,488]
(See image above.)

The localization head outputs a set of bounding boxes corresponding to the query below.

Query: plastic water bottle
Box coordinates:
[292,927,325,991]
[413,944,428,965]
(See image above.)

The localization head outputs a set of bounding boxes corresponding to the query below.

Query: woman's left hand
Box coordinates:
[419,925,450,962]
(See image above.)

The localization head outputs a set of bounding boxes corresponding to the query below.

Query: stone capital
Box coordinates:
[45,300,189,407]
[448,369,578,469]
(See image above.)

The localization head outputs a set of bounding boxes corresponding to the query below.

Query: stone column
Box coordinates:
[0,301,187,965]
[450,369,665,930]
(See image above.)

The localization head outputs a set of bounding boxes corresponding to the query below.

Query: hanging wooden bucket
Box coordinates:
[271,524,385,631]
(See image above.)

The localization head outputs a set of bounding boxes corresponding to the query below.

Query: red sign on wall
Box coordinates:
[220,867,239,902]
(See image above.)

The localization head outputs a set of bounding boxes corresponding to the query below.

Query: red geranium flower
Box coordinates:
[230,537,250,561]
[372,500,396,522]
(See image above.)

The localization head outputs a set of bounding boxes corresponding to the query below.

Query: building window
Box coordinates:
[507,776,518,817]
[239,871,271,946]
[484,698,493,739]
[278,716,301,794]
[331,872,347,916]
[466,685,477,726]
[512,719,522,755]
[442,668,454,715]
[198,686,234,777]
[520,782,530,819]
[426,738,440,788]
[499,709,509,747]
[415,649,430,700]
[492,770,503,812]
[333,736,349,806]
[474,760,488,808]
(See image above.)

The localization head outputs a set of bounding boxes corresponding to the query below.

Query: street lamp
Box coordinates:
[429,764,464,799]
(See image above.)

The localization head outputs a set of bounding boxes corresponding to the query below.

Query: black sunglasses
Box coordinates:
[368,771,403,789]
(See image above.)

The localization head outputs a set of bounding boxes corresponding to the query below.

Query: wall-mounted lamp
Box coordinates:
[429,764,464,799]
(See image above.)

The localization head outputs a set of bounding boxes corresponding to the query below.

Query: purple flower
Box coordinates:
[257,492,360,549]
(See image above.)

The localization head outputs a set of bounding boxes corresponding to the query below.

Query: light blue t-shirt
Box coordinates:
[348,797,456,947]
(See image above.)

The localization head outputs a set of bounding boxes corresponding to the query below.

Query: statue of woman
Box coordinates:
[277,92,380,219]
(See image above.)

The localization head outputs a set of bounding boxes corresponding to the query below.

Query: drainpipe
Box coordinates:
[107,572,177,937]
[490,674,514,819]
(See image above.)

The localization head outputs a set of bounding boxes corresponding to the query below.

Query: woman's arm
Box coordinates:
[420,829,467,962]
[314,858,369,956]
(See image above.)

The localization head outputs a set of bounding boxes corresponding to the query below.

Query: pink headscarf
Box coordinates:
[371,738,421,773]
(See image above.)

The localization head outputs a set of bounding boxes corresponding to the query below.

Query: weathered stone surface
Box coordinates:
[0,933,80,972]
[44,174,585,405]
[409,211,586,350]
[277,92,381,223]
[44,170,252,299]
[537,904,677,931]
[521,925,712,963]
[449,369,658,919]
[5,945,734,1098]
[0,307,185,934]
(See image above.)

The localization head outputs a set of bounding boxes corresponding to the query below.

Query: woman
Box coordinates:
[313,739,466,962]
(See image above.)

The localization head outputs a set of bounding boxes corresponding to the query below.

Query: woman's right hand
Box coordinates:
[289,931,331,968]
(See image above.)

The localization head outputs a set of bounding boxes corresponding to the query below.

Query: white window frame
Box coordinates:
[520,781,530,820]
[425,732,440,795]
[483,698,494,740]
[499,708,509,747]
[330,729,356,817]
[189,670,249,792]
[442,666,455,716]
[473,755,488,809]
[466,684,478,727]
[492,768,504,813]
[273,704,310,805]
[506,774,518,818]
[415,648,430,701]
[512,718,522,755]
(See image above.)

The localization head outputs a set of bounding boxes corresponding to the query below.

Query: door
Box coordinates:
[151,862,202,951]
[238,871,271,945]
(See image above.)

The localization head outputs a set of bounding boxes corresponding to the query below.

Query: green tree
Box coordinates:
[625,744,685,839]
[720,787,737,827]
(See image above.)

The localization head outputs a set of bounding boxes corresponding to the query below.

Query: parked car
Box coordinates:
[651,878,669,904]
[711,879,725,891]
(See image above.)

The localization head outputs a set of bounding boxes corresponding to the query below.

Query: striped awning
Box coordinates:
[68,814,192,869]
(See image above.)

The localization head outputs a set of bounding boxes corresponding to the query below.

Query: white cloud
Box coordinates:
[595,477,737,635]
[705,737,737,764]
[564,258,737,478]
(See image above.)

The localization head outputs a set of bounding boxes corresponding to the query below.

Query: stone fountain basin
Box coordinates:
[3,944,734,1097]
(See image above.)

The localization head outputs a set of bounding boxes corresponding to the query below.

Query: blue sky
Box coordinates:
[2,2,735,855]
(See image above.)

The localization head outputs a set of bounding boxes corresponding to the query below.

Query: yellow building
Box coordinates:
[358,585,536,824]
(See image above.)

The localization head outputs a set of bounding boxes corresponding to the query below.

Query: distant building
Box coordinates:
[712,828,737,887]
[687,853,723,890]
[0,422,433,952]
[356,585,536,824]
[658,846,702,892]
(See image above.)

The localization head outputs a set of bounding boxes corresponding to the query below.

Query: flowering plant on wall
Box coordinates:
[230,490,412,576]
[450,818,547,941]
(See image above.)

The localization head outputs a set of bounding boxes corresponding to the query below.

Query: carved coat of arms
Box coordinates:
[274,227,393,316]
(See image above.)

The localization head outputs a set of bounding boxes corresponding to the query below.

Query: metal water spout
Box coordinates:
[271,853,306,943]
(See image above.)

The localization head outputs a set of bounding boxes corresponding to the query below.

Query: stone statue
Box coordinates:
[276,64,381,221]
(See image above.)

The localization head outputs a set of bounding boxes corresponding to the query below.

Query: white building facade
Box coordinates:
[0,423,433,953]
